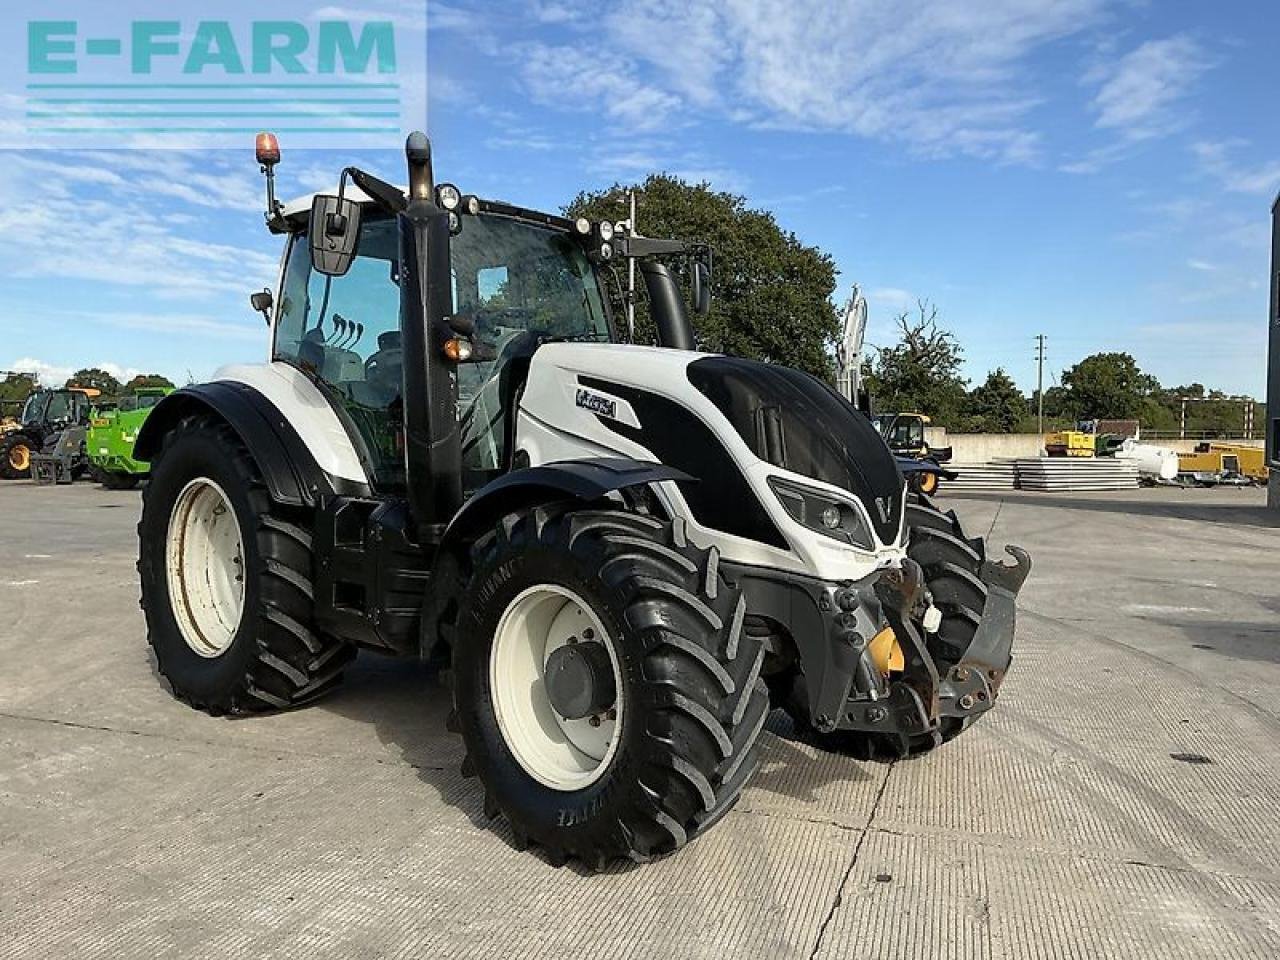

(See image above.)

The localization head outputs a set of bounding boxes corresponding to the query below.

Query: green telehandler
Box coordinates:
[86,387,174,489]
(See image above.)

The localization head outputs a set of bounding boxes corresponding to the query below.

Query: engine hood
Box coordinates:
[520,345,905,549]
[686,356,905,544]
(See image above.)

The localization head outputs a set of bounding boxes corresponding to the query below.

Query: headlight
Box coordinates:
[462,194,481,215]
[436,183,461,210]
[574,217,592,235]
[598,242,613,261]
[598,219,615,242]
[768,477,875,550]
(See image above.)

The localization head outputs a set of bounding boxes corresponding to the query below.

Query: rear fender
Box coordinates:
[135,383,371,507]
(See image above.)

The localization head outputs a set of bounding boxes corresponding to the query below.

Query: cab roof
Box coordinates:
[279,188,577,235]
[281,184,398,221]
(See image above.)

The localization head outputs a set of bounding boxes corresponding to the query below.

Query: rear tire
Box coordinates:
[138,415,353,714]
[453,506,769,866]
[105,471,140,490]
[92,465,141,490]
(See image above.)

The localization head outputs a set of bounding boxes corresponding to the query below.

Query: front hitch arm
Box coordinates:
[872,545,1031,734]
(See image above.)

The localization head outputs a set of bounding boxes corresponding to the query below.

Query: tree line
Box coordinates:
[0,368,176,407]
[864,301,1260,434]
[570,176,1255,436]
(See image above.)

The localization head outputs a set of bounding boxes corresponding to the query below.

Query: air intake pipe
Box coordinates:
[639,260,695,351]
[399,132,462,535]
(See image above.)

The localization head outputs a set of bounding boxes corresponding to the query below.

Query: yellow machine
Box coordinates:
[871,412,953,495]
[1044,430,1096,457]
[0,399,20,435]
[1177,442,1267,483]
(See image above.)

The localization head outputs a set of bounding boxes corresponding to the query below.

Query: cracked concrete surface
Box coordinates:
[1,482,1278,958]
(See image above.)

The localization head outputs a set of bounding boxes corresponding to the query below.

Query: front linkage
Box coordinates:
[810,545,1031,748]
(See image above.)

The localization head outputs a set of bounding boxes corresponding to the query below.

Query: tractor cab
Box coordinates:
[270,185,618,494]
[872,412,929,456]
[257,132,709,519]
[21,387,95,429]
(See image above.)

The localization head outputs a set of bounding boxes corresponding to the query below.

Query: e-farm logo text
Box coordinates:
[12,9,424,149]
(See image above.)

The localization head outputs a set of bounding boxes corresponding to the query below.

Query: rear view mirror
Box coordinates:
[309,194,362,276]
[249,288,273,325]
[692,261,712,316]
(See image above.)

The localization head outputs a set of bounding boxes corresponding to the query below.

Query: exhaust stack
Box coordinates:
[406,131,434,203]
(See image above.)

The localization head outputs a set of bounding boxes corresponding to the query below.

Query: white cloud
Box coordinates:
[515,0,1112,164]
[520,44,682,133]
[313,2,427,31]
[0,156,277,297]
[589,145,749,192]
[9,358,142,389]
[867,287,915,310]
[1186,259,1217,272]
[9,358,74,388]
[1085,35,1209,140]
[1193,140,1280,196]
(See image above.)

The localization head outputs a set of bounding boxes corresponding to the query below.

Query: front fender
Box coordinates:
[420,457,691,659]
[895,455,958,482]
[442,457,691,547]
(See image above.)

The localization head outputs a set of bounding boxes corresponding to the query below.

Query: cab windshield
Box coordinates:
[273,209,609,487]
[452,214,610,481]
[20,392,45,423]
[875,416,923,448]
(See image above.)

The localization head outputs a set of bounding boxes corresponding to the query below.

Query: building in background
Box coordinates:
[1269,193,1280,507]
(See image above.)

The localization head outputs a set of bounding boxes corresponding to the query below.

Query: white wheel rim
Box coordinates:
[165,478,245,658]
[490,585,624,791]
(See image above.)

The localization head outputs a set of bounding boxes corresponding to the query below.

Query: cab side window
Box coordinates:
[273,216,404,486]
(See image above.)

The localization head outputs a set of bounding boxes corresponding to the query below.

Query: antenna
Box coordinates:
[627,190,638,341]
[836,284,868,402]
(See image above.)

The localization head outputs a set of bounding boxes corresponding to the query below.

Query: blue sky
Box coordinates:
[3,0,1277,398]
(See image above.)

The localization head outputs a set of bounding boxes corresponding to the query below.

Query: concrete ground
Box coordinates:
[2,481,1279,959]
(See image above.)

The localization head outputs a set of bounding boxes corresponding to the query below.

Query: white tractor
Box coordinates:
[135,133,1030,866]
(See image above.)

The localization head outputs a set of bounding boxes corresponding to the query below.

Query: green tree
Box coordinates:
[864,301,969,427]
[123,374,176,394]
[0,371,37,405]
[1059,352,1158,420]
[65,367,123,396]
[565,175,839,379]
[966,368,1027,433]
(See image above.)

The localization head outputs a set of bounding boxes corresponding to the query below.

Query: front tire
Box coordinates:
[1,434,32,480]
[453,506,769,866]
[912,470,940,496]
[883,492,988,756]
[138,415,352,714]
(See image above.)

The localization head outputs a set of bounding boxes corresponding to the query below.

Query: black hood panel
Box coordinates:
[688,357,904,543]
